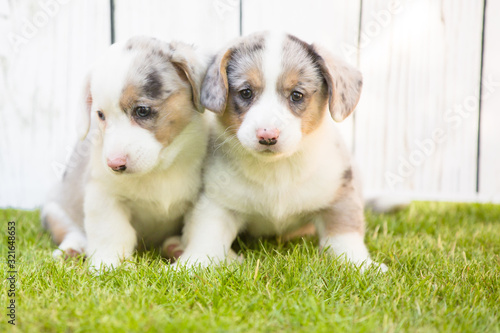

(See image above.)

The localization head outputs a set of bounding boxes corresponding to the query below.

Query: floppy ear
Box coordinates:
[200,48,233,114]
[78,73,92,140]
[169,42,205,113]
[312,44,363,122]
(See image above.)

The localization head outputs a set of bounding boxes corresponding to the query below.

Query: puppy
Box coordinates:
[176,32,387,272]
[41,36,208,269]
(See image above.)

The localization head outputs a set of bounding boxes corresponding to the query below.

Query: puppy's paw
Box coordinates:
[227,249,245,264]
[171,254,213,270]
[321,232,388,273]
[171,250,243,271]
[86,255,122,272]
[357,259,388,273]
[53,248,84,260]
[161,236,185,261]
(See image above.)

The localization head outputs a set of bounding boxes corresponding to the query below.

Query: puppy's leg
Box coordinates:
[42,202,86,259]
[84,183,137,270]
[316,190,387,272]
[175,195,243,268]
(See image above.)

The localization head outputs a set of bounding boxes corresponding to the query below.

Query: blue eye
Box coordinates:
[135,106,151,118]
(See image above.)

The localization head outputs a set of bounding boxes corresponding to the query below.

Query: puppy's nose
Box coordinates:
[257,128,280,146]
[107,156,127,172]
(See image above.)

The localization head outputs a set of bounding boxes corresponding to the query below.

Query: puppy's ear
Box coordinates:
[200,48,233,114]
[313,44,363,122]
[78,74,92,140]
[170,42,205,113]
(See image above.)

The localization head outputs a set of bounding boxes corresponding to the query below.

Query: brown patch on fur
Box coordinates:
[311,44,363,122]
[153,91,194,145]
[301,96,327,134]
[119,84,140,111]
[279,35,330,135]
[281,223,316,241]
[343,168,353,183]
[119,79,195,146]
[43,214,68,245]
[219,45,265,134]
[320,178,365,236]
[172,60,202,112]
[200,49,234,114]
[278,68,328,135]
[201,32,266,114]
[300,89,328,135]
[219,94,246,135]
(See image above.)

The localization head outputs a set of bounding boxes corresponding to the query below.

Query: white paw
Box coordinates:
[357,259,388,273]
[52,248,84,260]
[171,254,214,270]
[171,249,243,270]
[321,233,388,273]
[52,233,86,260]
[161,236,185,261]
[86,255,122,272]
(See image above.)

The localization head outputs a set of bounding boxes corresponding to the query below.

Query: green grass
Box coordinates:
[1,202,499,332]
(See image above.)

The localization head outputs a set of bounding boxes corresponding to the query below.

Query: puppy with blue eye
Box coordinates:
[175,32,387,272]
[41,36,208,269]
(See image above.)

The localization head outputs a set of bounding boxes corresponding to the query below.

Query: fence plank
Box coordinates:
[241,0,361,150]
[0,0,110,208]
[113,0,240,53]
[355,0,484,195]
[0,1,497,208]
[479,0,500,200]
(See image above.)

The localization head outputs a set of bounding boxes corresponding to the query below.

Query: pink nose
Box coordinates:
[257,128,280,146]
[107,156,127,172]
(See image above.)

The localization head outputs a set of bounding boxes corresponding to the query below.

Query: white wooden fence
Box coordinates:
[1,0,499,209]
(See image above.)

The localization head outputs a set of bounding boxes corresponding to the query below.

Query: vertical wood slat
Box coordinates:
[241,0,361,150]
[113,0,240,53]
[479,0,500,200]
[355,0,484,195]
[0,1,498,208]
[0,0,110,208]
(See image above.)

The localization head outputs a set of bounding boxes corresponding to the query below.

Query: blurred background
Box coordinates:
[0,0,499,209]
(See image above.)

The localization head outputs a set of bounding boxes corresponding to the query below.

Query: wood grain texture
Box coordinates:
[241,0,361,150]
[113,0,240,53]
[355,0,484,195]
[479,0,500,200]
[0,0,110,208]
[0,1,498,208]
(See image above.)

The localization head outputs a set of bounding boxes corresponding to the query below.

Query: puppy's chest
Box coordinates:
[116,169,199,222]
[213,158,344,232]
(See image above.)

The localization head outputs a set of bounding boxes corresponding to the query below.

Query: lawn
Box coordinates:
[1,202,499,332]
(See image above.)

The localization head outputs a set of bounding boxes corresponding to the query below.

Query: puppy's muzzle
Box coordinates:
[107,156,127,172]
[257,128,279,146]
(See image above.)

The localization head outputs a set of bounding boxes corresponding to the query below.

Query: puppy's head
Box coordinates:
[80,36,204,174]
[201,32,362,158]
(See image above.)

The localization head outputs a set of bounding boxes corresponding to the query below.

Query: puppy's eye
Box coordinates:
[97,111,105,121]
[134,106,151,118]
[290,91,303,102]
[239,89,253,100]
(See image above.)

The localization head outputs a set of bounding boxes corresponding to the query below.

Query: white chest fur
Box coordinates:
[88,117,208,244]
[206,118,350,235]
